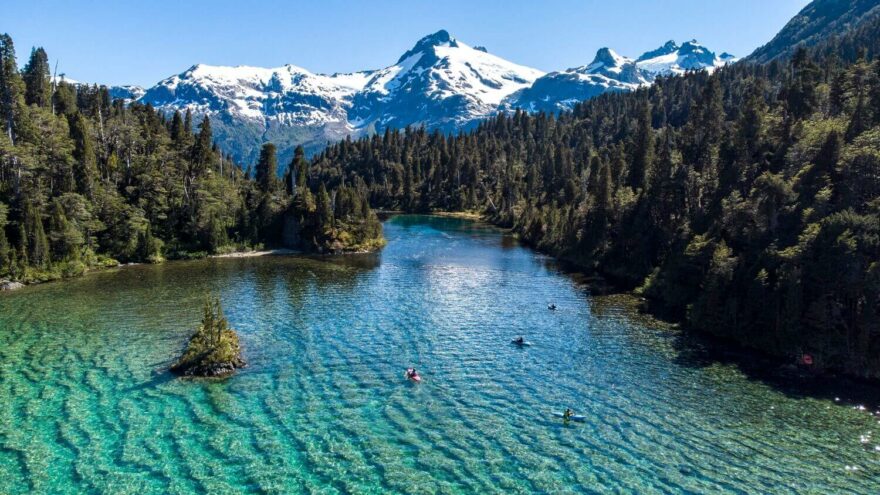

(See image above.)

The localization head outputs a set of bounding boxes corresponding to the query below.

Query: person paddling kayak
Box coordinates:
[548,303,557,310]
[514,336,525,345]
[405,368,421,382]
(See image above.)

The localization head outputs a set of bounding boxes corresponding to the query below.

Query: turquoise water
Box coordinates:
[0,215,878,494]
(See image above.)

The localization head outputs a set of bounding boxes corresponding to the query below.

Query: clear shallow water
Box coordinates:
[0,215,878,494]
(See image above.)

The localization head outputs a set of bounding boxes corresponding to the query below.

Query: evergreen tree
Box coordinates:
[0,202,9,273]
[255,143,278,194]
[23,201,50,269]
[0,33,25,142]
[191,115,213,173]
[68,112,97,196]
[629,101,654,189]
[316,182,333,229]
[170,110,185,144]
[22,47,51,108]
[285,145,306,196]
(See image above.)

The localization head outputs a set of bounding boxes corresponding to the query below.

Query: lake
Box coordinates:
[0,215,877,494]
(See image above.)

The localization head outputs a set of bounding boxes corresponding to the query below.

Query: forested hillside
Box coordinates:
[748,0,880,63]
[0,35,382,284]
[309,14,880,378]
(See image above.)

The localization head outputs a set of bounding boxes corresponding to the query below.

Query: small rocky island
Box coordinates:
[171,297,246,377]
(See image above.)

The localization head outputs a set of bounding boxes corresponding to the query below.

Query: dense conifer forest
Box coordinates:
[0,35,382,284]
[308,17,880,378]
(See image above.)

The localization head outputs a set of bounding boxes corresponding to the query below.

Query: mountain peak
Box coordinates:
[397,30,459,63]
[591,47,629,69]
[679,40,709,54]
[637,40,680,62]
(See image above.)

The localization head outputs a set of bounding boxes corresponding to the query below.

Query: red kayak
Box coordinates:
[405,368,422,382]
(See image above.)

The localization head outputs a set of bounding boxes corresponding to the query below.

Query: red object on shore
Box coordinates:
[801,354,814,366]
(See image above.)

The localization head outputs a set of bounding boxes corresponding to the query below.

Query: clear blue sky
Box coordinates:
[4,0,810,86]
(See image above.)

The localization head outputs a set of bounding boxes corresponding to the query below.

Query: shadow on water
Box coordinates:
[668,329,880,410]
[124,369,178,393]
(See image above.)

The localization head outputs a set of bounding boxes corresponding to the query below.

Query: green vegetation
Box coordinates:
[171,297,245,377]
[309,22,880,378]
[0,34,383,286]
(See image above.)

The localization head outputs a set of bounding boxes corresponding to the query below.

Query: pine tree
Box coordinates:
[629,101,654,189]
[785,48,821,119]
[845,92,870,142]
[53,79,77,116]
[170,110,185,144]
[23,201,50,269]
[316,182,333,229]
[285,145,306,196]
[0,202,9,274]
[255,143,278,194]
[183,109,193,136]
[191,116,213,172]
[68,112,97,196]
[403,159,415,210]
[0,33,25,142]
[22,47,51,108]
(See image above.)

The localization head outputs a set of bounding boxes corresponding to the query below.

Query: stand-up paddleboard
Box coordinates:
[552,411,586,422]
[405,368,421,382]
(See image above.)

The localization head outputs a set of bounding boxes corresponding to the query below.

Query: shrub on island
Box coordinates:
[171,297,245,377]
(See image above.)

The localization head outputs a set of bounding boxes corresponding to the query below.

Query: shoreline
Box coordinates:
[427,210,487,221]
[210,248,300,259]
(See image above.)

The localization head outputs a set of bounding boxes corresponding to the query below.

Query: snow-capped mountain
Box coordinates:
[107,85,145,102]
[140,63,373,162]
[505,40,735,113]
[139,30,543,164]
[53,75,146,103]
[502,48,650,113]
[133,32,732,166]
[349,30,543,132]
[636,40,734,76]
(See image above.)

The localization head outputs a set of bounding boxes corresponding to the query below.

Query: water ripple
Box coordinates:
[0,216,878,494]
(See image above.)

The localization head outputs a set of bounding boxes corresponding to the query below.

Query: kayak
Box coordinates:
[405,368,421,382]
[552,412,587,422]
[511,340,533,347]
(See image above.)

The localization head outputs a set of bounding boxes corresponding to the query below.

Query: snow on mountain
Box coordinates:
[350,30,544,131]
[502,48,649,114]
[133,32,732,165]
[53,75,145,103]
[139,63,376,163]
[142,63,370,126]
[108,85,145,102]
[505,40,735,113]
[636,40,732,76]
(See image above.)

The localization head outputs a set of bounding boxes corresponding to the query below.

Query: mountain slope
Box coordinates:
[350,30,543,132]
[135,31,731,166]
[138,31,543,164]
[504,41,733,113]
[748,0,880,63]
[140,64,373,162]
